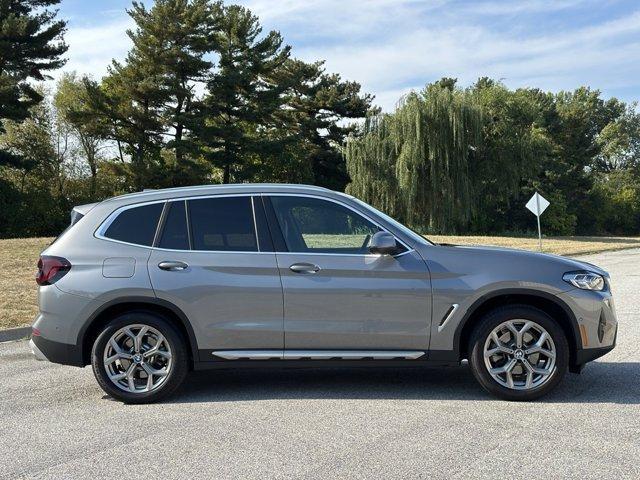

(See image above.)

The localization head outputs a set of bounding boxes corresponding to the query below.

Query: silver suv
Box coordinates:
[30,184,617,403]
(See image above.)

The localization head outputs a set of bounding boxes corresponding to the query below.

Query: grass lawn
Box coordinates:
[1,234,639,330]
[428,235,640,256]
[1,237,54,331]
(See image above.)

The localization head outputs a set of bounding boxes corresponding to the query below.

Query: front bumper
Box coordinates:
[575,344,616,364]
[557,287,618,366]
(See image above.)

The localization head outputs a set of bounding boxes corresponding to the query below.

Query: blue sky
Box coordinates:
[56,0,640,111]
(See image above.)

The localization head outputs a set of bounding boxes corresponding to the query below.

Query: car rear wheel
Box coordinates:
[91,312,188,403]
[468,305,569,401]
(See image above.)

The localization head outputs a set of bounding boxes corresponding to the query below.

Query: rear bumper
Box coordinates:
[30,334,84,367]
[29,339,48,361]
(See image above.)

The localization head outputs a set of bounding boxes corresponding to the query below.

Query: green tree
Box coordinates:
[347,80,640,236]
[81,0,219,190]
[595,103,640,172]
[194,4,291,183]
[126,0,217,183]
[347,80,483,232]
[277,59,374,190]
[82,60,165,191]
[54,72,108,195]
[538,88,625,233]
[0,0,67,153]
[591,170,640,234]
[0,92,72,237]
[468,80,552,233]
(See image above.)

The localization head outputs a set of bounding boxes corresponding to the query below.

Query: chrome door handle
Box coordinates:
[158,261,189,271]
[289,263,321,274]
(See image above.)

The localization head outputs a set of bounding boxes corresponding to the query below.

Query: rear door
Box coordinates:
[148,195,283,354]
[265,194,432,351]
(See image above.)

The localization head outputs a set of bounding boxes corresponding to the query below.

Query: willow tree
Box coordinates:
[346,81,482,232]
[345,114,402,219]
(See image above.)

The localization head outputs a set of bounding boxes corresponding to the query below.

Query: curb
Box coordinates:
[0,327,31,343]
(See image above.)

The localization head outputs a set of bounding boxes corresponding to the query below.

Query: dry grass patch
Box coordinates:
[429,235,640,256]
[0,237,52,330]
[1,234,639,330]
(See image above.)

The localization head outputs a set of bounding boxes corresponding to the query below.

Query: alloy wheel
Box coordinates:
[103,324,173,393]
[483,319,556,390]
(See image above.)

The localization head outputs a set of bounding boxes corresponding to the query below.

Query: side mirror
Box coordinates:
[369,231,398,255]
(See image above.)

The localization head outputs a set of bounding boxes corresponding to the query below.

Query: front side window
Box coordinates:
[270,196,381,254]
[188,196,258,252]
[103,203,163,246]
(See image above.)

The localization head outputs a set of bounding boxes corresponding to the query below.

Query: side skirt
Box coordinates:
[194,349,460,370]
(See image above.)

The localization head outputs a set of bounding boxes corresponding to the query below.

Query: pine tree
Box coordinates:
[83,60,166,191]
[81,0,219,190]
[194,4,290,183]
[0,0,67,165]
[278,59,374,190]
[126,0,217,182]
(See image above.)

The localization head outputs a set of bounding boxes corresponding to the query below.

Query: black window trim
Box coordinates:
[153,199,191,250]
[253,196,275,252]
[95,193,413,257]
[261,196,288,252]
[152,201,170,248]
[124,193,266,254]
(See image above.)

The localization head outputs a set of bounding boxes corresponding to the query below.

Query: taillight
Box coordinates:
[36,256,71,286]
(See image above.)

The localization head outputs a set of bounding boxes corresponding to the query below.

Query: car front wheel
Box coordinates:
[468,305,569,401]
[91,312,188,403]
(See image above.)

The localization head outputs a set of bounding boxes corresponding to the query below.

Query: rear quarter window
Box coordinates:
[102,203,163,246]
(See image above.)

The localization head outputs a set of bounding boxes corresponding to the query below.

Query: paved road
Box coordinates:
[1,249,639,479]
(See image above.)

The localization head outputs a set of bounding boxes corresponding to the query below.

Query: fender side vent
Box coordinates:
[438,304,459,331]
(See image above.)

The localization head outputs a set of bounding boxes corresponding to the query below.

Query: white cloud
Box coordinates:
[257,1,640,110]
[55,0,640,111]
[460,0,592,15]
[58,17,134,81]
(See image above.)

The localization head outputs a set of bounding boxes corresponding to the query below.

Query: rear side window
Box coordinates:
[188,196,257,251]
[103,203,163,246]
[158,201,189,250]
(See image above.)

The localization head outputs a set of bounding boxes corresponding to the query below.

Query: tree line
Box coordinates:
[1,0,639,238]
[0,0,373,237]
[346,79,640,235]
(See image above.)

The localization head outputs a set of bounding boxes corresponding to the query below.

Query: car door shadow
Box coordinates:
[167,361,640,405]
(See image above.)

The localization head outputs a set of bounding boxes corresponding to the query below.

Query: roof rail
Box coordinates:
[103,183,333,203]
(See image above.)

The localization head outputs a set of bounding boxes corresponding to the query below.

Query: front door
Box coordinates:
[148,196,283,353]
[266,195,432,351]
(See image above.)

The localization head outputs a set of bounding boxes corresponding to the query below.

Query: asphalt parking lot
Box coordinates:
[1,249,639,479]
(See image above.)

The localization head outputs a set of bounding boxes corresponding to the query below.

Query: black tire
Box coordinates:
[468,305,569,401]
[91,311,188,404]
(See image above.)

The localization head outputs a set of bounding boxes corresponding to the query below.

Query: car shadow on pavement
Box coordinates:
[167,360,639,405]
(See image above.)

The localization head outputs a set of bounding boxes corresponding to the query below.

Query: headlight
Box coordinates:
[563,271,605,291]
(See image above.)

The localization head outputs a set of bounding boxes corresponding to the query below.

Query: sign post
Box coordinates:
[525,192,550,251]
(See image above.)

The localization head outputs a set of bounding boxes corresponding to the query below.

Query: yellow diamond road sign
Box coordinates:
[525,192,550,217]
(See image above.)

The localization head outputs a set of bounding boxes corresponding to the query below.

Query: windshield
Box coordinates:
[350,197,433,246]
